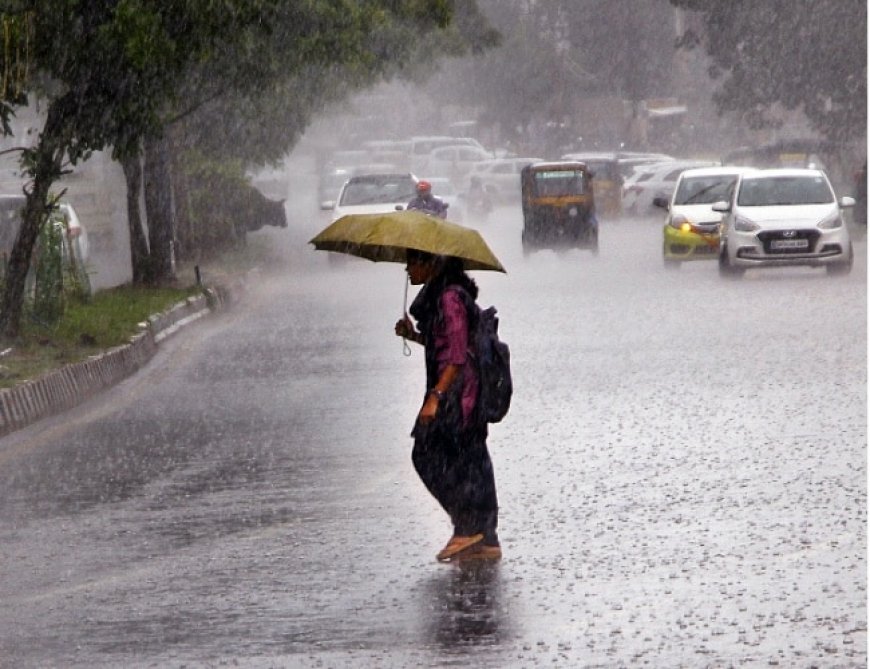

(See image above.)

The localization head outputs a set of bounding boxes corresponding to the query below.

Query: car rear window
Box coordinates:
[340,175,417,206]
[737,176,834,206]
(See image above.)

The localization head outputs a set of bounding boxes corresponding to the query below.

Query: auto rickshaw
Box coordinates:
[521,161,598,255]
[560,152,624,218]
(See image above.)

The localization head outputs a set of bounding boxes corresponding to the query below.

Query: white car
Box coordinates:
[327,172,419,265]
[331,173,418,221]
[715,168,855,277]
[422,145,493,182]
[0,195,89,264]
[408,136,486,174]
[622,159,719,217]
[655,166,756,266]
[464,157,544,198]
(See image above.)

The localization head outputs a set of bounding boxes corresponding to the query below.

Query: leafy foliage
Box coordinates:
[425,0,678,146]
[670,0,867,143]
[0,1,494,335]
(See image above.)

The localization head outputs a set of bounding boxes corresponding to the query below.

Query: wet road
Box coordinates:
[0,169,866,667]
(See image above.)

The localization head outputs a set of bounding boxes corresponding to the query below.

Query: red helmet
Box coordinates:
[416,180,431,193]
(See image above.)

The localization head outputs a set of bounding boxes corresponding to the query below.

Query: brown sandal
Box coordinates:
[436,533,484,562]
[454,543,502,561]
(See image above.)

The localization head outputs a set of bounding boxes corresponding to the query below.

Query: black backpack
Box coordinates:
[470,304,513,423]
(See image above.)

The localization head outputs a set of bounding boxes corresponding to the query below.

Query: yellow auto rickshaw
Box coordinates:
[520,161,598,255]
[560,152,624,218]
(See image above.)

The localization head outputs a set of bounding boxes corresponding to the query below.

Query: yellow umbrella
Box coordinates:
[309,210,506,273]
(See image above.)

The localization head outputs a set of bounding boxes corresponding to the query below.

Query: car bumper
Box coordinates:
[726,226,852,267]
[663,226,719,260]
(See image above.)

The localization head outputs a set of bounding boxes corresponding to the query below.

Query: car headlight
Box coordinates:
[734,215,760,232]
[669,214,691,231]
[817,211,843,229]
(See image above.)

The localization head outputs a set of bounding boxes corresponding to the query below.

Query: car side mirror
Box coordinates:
[839,196,856,208]
[711,200,730,213]
[320,200,335,210]
[652,196,669,210]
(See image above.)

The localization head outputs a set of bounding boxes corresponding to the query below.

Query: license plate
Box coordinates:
[770,238,809,250]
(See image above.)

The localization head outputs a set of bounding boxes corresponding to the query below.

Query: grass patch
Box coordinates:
[0,285,201,389]
[0,228,278,389]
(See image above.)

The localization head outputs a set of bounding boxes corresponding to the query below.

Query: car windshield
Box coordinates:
[533,170,586,196]
[339,176,417,206]
[737,176,834,206]
[674,175,739,205]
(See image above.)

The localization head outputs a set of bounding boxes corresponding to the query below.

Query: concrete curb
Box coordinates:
[0,286,228,439]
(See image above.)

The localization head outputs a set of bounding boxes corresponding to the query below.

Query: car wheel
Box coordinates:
[591,229,599,256]
[718,245,744,278]
[826,243,854,276]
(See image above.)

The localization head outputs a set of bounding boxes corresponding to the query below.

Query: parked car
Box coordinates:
[361,139,412,171]
[654,166,756,268]
[408,135,485,174]
[464,157,544,199]
[419,144,493,182]
[0,194,91,293]
[622,159,719,217]
[716,168,854,277]
[614,152,676,178]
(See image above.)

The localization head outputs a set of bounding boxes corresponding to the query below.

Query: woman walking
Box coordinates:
[395,249,501,562]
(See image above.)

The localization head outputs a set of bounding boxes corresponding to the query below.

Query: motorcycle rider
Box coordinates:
[466,176,493,217]
[407,180,449,219]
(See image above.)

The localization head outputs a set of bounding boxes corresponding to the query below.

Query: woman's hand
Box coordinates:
[395,316,419,341]
[418,393,439,425]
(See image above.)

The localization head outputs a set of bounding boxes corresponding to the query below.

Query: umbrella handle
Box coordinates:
[402,274,412,356]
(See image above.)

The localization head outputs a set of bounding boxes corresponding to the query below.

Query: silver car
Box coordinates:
[715,168,854,277]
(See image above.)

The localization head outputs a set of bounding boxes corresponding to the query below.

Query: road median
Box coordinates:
[0,286,231,438]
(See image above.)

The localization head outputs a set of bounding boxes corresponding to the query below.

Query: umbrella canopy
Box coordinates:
[310,210,506,273]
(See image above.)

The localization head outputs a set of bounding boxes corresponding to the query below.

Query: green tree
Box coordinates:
[0,0,232,336]
[0,1,481,336]
[427,0,678,152]
[129,0,487,276]
[669,0,867,144]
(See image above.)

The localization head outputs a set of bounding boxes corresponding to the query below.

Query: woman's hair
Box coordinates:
[406,249,478,298]
[434,255,479,299]
[406,248,436,264]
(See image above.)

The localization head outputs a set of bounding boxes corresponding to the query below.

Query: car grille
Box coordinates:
[758,229,820,254]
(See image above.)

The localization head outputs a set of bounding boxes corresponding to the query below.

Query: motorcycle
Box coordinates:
[466,183,494,221]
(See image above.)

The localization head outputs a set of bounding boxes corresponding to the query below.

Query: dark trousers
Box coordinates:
[412,421,499,545]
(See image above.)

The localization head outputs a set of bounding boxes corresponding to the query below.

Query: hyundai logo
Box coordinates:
[782,230,797,238]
